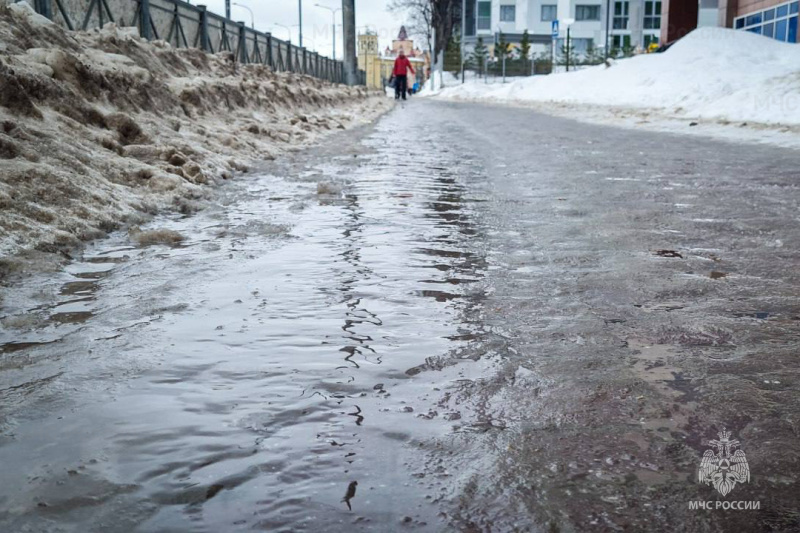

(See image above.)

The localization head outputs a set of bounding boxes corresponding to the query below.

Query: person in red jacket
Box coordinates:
[392,49,415,101]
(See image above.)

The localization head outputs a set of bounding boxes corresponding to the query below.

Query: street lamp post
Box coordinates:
[315,4,342,60]
[298,0,303,48]
[232,2,254,28]
[605,0,613,60]
[460,0,466,84]
[566,26,571,71]
[562,18,575,72]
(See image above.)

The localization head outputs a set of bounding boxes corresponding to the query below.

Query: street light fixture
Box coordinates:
[232,2,254,28]
[274,22,292,43]
[315,4,342,60]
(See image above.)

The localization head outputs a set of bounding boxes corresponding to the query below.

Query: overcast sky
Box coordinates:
[200,0,403,60]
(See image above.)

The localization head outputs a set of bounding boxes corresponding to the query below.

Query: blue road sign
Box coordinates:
[552,20,559,39]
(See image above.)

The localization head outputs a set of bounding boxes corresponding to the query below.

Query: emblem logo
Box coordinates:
[699,428,750,496]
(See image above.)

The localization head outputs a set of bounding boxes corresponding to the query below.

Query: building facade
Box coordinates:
[663,0,798,43]
[730,0,798,41]
[463,0,664,58]
[462,0,797,64]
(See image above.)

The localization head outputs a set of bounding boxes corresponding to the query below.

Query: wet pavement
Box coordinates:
[1,100,800,532]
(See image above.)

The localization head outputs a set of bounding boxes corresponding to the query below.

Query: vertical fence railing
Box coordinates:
[14,0,365,85]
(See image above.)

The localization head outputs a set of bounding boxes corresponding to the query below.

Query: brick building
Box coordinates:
[662,0,798,43]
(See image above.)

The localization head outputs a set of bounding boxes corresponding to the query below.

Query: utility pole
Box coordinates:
[225,0,230,19]
[298,0,304,48]
[342,0,357,85]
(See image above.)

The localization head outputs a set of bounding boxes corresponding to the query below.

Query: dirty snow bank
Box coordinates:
[429,28,800,127]
[0,2,389,271]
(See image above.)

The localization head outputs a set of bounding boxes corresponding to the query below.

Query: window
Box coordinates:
[557,37,593,57]
[644,0,662,29]
[613,1,630,30]
[612,34,631,48]
[542,5,558,21]
[500,5,516,22]
[465,0,476,36]
[746,13,762,25]
[576,5,601,20]
[735,1,799,42]
[776,17,787,39]
[644,34,659,47]
[477,1,491,30]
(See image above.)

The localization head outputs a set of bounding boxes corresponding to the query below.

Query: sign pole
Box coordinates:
[551,20,558,74]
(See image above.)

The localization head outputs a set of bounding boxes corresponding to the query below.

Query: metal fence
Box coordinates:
[13,0,365,85]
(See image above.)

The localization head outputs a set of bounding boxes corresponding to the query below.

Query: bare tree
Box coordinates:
[388,0,458,59]
[431,0,458,58]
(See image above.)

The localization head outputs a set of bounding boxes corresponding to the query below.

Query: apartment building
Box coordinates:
[462,0,797,62]
[463,0,664,58]
[663,0,798,43]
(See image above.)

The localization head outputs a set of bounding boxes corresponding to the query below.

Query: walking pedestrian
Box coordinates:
[392,49,415,101]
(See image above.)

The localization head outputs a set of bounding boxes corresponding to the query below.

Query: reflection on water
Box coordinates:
[0,110,490,531]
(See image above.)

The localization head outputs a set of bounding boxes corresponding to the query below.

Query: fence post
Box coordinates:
[35,0,52,19]
[266,33,273,68]
[287,43,293,72]
[302,48,307,75]
[140,0,151,40]
[238,21,247,63]
[198,5,210,52]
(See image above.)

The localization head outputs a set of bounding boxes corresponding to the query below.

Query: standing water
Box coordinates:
[0,109,490,531]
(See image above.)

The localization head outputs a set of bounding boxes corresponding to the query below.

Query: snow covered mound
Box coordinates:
[435,28,800,126]
[0,2,387,268]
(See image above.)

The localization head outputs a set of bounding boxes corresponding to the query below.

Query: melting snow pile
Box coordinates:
[0,2,388,269]
[432,28,800,127]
